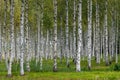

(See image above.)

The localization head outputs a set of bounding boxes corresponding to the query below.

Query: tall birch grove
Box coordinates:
[0,0,119,77]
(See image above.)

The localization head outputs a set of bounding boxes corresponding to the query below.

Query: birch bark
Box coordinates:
[20,0,25,75]
[76,0,82,72]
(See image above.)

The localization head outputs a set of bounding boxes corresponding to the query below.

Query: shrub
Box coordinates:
[113,64,120,71]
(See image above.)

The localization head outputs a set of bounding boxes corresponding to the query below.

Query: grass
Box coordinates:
[0,71,120,80]
[0,58,120,80]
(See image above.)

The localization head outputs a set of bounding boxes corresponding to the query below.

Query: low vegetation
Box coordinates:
[0,59,120,80]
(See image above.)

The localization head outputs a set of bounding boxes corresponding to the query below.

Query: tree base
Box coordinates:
[7,74,12,78]
[88,66,91,70]
[105,62,109,66]
[20,74,25,76]
[26,68,30,72]
[53,67,57,72]
[67,63,70,68]
[96,62,100,65]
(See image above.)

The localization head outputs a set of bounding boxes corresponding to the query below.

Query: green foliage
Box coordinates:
[29,60,41,72]
[113,64,120,71]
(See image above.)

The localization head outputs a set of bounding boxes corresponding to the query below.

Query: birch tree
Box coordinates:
[95,1,100,64]
[3,0,8,70]
[20,0,25,75]
[60,17,63,63]
[25,0,30,72]
[105,0,109,66]
[66,0,70,68]
[115,1,118,63]
[40,0,44,70]
[7,0,15,76]
[36,0,40,66]
[0,0,2,61]
[87,0,92,70]
[53,0,57,72]
[40,29,43,70]
[76,0,82,72]
[73,0,76,64]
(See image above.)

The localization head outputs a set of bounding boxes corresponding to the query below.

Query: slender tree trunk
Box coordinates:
[115,11,118,63]
[45,30,49,60]
[87,0,92,70]
[8,0,15,76]
[65,0,70,68]
[20,0,25,75]
[76,0,82,72]
[103,23,105,62]
[73,0,76,64]
[96,2,100,64]
[110,8,115,63]
[16,34,20,63]
[115,25,118,63]
[0,0,2,61]
[3,0,8,71]
[53,0,57,72]
[0,21,1,61]
[25,0,30,72]
[36,0,40,66]
[105,0,109,66]
[92,22,95,57]
[60,17,63,63]
[50,29,53,60]
[37,3,40,67]
[100,29,103,59]
[39,0,43,70]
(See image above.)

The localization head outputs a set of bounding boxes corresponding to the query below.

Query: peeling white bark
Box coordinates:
[53,0,57,72]
[8,0,15,76]
[76,0,82,72]
[20,0,25,75]
[87,0,92,69]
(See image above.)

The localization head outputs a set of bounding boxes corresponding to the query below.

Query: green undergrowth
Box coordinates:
[0,58,120,80]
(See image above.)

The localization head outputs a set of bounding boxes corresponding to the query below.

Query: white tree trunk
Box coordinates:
[87,0,92,70]
[53,0,57,72]
[0,23,1,61]
[45,30,49,60]
[66,0,69,68]
[115,12,118,63]
[73,0,76,64]
[0,22,1,61]
[92,22,95,57]
[105,0,109,66]
[76,0,82,72]
[7,0,15,76]
[20,0,25,75]
[25,0,30,72]
[3,0,8,71]
[39,0,43,70]
[96,2,100,64]
[60,17,63,63]
[37,10,40,66]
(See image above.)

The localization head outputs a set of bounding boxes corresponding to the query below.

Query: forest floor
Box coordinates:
[0,58,120,80]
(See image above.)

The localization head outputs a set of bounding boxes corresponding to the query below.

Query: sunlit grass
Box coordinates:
[0,58,120,80]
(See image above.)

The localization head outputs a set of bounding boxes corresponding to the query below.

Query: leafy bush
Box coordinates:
[113,64,120,71]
